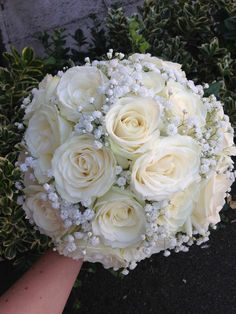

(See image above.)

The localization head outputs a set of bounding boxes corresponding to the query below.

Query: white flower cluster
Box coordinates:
[17,52,235,273]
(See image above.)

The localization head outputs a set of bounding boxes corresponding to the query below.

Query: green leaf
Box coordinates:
[220,16,236,40]
[0,217,8,229]
[128,17,150,53]
[2,206,13,216]
[4,245,17,260]
[43,56,57,65]
[204,82,221,98]
[22,47,35,63]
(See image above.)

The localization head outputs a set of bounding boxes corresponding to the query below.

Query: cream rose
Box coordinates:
[56,239,128,269]
[217,108,236,156]
[56,238,148,269]
[24,104,72,183]
[191,157,234,234]
[105,96,161,159]
[52,134,116,203]
[163,60,185,75]
[222,129,236,156]
[24,74,60,120]
[57,66,108,122]
[23,185,65,238]
[140,71,165,94]
[92,188,146,249]
[158,184,199,236]
[162,80,206,125]
[129,53,185,77]
[129,53,163,67]
[131,135,201,201]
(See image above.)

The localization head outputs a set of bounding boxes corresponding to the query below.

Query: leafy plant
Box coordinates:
[106,7,132,53]
[36,0,236,126]
[0,47,51,269]
[134,0,236,126]
[37,28,71,72]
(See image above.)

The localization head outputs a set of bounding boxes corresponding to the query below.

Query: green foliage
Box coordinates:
[86,14,109,59]
[71,29,87,62]
[106,8,150,54]
[128,17,150,53]
[134,0,236,126]
[106,7,132,53]
[37,28,71,72]
[0,155,50,266]
[0,47,51,268]
[0,47,44,120]
[36,0,236,126]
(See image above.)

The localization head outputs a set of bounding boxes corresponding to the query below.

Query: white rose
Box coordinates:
[162,80,206,125]
[220,128,236,156]
[23,185,65,238]
[19,152,47,190]
[24,104,72,183]
[129,53,163,67]
[217,109,236,156]
[57,240,128,269]
[140,71,165,94]
[79,244,127,269]
[129,53,185,77]
[92,188,146,249]
[131,135,201,201]
[32,158,52,184]
[150,236,179,255]
[56,238,148,269]
[162,60,185,75]
[191,163,233,234]
[24,74,60,120]
[158,184,199,236]
[52,134,116,203]
[105,96,161,159]
[57,66,108,122]
[18,152,36,186]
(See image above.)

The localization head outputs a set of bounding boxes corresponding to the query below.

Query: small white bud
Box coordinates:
[121,269,129,275]
[163,250,171,257]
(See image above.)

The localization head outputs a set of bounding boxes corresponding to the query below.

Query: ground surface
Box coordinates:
[1,209,236,314]
[69,208,236,314]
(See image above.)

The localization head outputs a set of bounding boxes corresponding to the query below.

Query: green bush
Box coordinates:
[38,0,236,125]
[0,0,235,269]
[105,0,236,125]
[0,47,51,268]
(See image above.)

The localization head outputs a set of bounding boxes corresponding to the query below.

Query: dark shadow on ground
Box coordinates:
[72,208,236,314]
[1,211,235,314]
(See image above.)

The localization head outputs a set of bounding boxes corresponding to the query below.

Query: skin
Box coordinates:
[0,250,83,314]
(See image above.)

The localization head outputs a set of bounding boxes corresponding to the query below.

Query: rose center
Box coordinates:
[36,200,57,222]
[105,205,136,227]
[73,152,96,177]
[147,155,176,176]
[115,111,147,139]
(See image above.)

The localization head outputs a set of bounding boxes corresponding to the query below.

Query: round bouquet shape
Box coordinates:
[18,52,236,274]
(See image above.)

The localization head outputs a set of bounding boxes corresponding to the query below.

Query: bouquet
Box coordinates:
[16,51,235,274]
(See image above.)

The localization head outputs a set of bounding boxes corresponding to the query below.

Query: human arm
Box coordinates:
[0,250,83,314]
